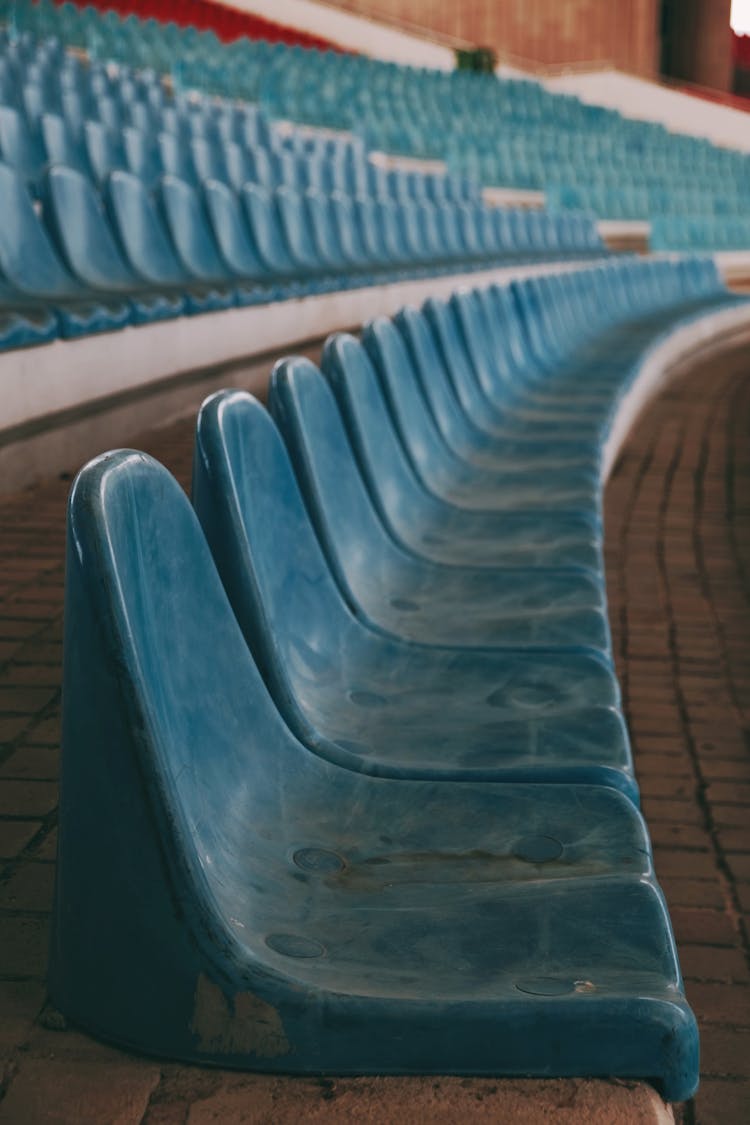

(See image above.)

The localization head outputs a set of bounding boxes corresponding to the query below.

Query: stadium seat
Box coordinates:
[53,447,696,1097]
[193,382,635,797]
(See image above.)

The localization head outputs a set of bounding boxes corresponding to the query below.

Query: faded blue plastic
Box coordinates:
[52,450,696,1095]
[223,366,612,654]
[193,386,636,799]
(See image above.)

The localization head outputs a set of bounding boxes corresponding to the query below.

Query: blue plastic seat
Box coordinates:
[256,354,611,652]
[157,175,237,307]
[239,183,301,283]
[0,161,130,338]
[54,448,697,1099]
[40,112,95,179]
[0,105,47,190]
[40,165,180,325]
[83,120,129,185]
[194,384,632,795]
[122,126,164,190]
[202,179,271,290]
[288,309,602,572]
[158,131,199,187]
[104,170,222,316]
[338,323,601,514]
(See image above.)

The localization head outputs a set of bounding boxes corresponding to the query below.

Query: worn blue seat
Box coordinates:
[42,165,185,326]
[359,319,601,511]
[0,105,47,190]
[239,182,305,287]
[274,186,334,287]
[83,119,129,185]
[157,175,237,305]
[54,448,697,1098]
[392,303,600,475]
[0,160,130,338]
[309,317,603,572]
[40,112,95,179]
[104,170,223,316]
[194,385,632,795]
[202,179,272,293]
[121,125,164,189]
[422,296,605,447]
[245,360,611,653]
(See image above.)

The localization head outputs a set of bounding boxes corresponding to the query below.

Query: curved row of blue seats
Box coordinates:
[0,155,605,350]
[52,256,735,1092]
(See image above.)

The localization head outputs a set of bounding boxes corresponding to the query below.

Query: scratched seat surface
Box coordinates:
[259,366,611,655]
[192,391,634,797]
[53,449,697,1098]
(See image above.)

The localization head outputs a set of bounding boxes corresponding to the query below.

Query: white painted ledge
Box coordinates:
[602,299,750,480]
[0,260,596,437]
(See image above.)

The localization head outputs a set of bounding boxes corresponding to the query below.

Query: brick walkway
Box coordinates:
[0,343,749,1123]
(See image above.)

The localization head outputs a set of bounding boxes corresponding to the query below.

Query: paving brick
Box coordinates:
[653,849,717,880]
[0,861,56,912]
[0,747,59,780]
[692,1078,750,1124]
[658,877,726,910]
[0,979,46,1051]
[669,907,738,947]
[0,1057,161,1124]
[679,944,750,984]
[0,914,50,977]
[685,982,750,1026]
[699,1028,750,1078]
[0,781,58,817]
[0,820,41,860]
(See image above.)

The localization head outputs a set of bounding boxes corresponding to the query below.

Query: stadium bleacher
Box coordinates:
[3,1,750,1117]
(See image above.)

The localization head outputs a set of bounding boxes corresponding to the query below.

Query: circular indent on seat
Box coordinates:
[513,835,564,863]
[266,934,326,959]
[390,597,420,612]
[348,690,388,707]
[515,978,575,996]
[293,848,346,874]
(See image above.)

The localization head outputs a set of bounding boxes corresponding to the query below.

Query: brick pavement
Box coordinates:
[0,343,749,1122]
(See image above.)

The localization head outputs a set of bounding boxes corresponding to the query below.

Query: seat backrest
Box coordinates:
[40,112,93,178]
[240,182,295,275]
[193,387,356,701]
[105,169,187,287]
[274,186,322,272]
[0,160,79,299]
[157,130,198,186]
[0,105,46,188]
[320,332,436,529]
[64,449,315,938]
[191,136,230,186]
[122,125,163,189]
[41,164,137,292]
[158,175,230,284]
[84,120,128,185]
[202,179,266,280]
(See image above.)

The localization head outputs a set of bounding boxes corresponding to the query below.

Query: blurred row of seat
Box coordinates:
[0,154,605,351]
[9,1,749,239]
[0,28,482,207]
[651,215,750,252]
[54,255,737,1093]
